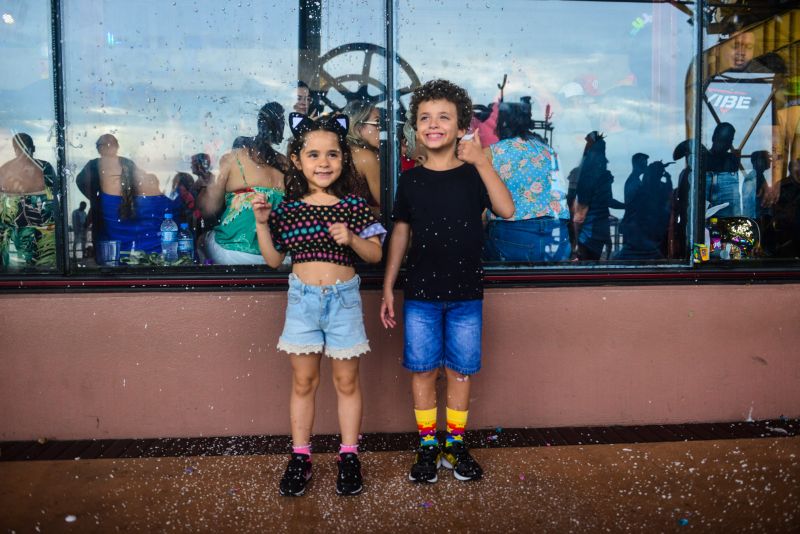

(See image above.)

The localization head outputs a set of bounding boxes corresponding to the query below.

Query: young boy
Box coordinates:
[380,79,515,482]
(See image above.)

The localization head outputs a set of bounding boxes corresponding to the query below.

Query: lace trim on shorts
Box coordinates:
[326,342,371,360]
[277,340,323,355]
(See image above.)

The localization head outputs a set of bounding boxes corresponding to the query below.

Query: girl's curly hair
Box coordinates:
[283,115,364,201]
[409,79,473,132]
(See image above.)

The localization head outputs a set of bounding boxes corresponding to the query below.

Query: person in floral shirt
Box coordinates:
[483,101,570,262]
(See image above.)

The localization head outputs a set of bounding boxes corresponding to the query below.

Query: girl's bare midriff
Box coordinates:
[293,261,356,286]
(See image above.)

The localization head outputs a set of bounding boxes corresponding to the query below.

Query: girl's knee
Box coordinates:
[293,372,320,397]
[332,371,360,396]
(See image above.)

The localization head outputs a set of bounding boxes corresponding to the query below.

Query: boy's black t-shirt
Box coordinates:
[392,163,491,301]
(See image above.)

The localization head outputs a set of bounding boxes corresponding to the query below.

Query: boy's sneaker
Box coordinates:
[409,444,441,483]
[441,442,483,481]
[336,453,363,496]
[279,453,312,496]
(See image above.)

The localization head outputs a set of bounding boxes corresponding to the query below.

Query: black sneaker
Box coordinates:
[336,453,363,496]
[441,442,483,481]
[409,444,441,483]
[279,453,312,496]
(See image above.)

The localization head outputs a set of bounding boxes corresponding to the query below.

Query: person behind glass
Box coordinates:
[380,80,514,484]
[189,153,213,198]
[615,153,648,256]
[171,172,202,230]
[76,134,176,261]
[342,100,381,210]
[614,158,674,260]
[294,81,313,116]
[573,131,624,260]
[71,200,88,259]
[483,100,571,262]
[201,102,288,265]
[0,133,58,269]
[400,113,428,171]
[770,158,800,257]
[704,122,741,217]
[742,150,771,220]
[252,113,385,497]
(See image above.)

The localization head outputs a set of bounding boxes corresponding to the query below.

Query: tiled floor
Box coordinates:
[1,437,798,532]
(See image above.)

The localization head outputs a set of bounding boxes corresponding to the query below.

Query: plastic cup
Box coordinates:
[98,240,121,266]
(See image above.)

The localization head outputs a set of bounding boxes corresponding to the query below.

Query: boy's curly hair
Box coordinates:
[409,79,473,132]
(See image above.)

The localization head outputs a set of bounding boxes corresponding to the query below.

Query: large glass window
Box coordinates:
[396,0,697,266]
[63,1,303,269]
[699,7,800,261]
[2,1,799,283]
[0,3,59,272]
[62,1,386,271]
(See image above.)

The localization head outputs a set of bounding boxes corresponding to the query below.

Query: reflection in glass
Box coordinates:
[0,134,58,269]
[398,0,696,264]
[63,1,301,268]
[700,7,800,260]
[484,100,571,263]
[0,3,58,272]
[201,103,288,266]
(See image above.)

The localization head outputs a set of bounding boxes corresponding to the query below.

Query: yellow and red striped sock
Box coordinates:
[445,407,468,447]
[415,407,438,447]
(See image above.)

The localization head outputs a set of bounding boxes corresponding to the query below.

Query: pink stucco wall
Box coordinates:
[1,284,799,441]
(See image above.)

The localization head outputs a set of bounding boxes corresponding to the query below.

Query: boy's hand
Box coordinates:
[329,222,353,246]
[252,193,272,224]
[380,289,396,329]
[457,130,486,165]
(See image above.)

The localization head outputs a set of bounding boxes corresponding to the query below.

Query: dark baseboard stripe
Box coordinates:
[1,419,796,462]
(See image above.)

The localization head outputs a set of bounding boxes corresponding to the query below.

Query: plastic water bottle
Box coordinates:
[160,213,179,262]
[177,222,194,261]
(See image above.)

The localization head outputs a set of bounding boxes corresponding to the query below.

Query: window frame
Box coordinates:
[2,0,800,292]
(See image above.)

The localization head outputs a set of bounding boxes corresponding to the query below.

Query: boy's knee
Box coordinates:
[445,368,469,380]
[413,369,439,382]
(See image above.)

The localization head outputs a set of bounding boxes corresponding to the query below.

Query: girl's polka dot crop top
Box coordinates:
[268,195,386,267]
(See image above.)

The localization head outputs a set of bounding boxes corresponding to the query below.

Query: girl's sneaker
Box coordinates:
[408,444,441,483]
[279,453,312,496]
[441,442,483,481]
[336,453,363,496]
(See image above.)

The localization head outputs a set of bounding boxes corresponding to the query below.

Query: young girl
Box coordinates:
[253,113,385,497]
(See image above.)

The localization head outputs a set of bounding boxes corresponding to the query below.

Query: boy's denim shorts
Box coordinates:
[277,274,370,359]
[402,299,483,375]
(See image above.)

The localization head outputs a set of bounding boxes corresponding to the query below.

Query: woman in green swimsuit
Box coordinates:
[201,102,288,264]
[0,133,57,270]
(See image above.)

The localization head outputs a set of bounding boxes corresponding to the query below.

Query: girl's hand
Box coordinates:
[252,193,272,224]
[328,222,353,246]
[457,130,486,165]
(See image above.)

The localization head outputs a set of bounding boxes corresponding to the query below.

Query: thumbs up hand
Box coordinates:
[457,129,486,165]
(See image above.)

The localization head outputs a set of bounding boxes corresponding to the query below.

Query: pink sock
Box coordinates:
[339,443,358,455]
[292,444,311,459]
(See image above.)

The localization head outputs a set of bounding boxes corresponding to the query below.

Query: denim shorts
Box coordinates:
[277,274,370,359]
[403,299,483,375]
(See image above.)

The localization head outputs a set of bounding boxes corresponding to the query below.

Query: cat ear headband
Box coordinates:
[289,112,349,138]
